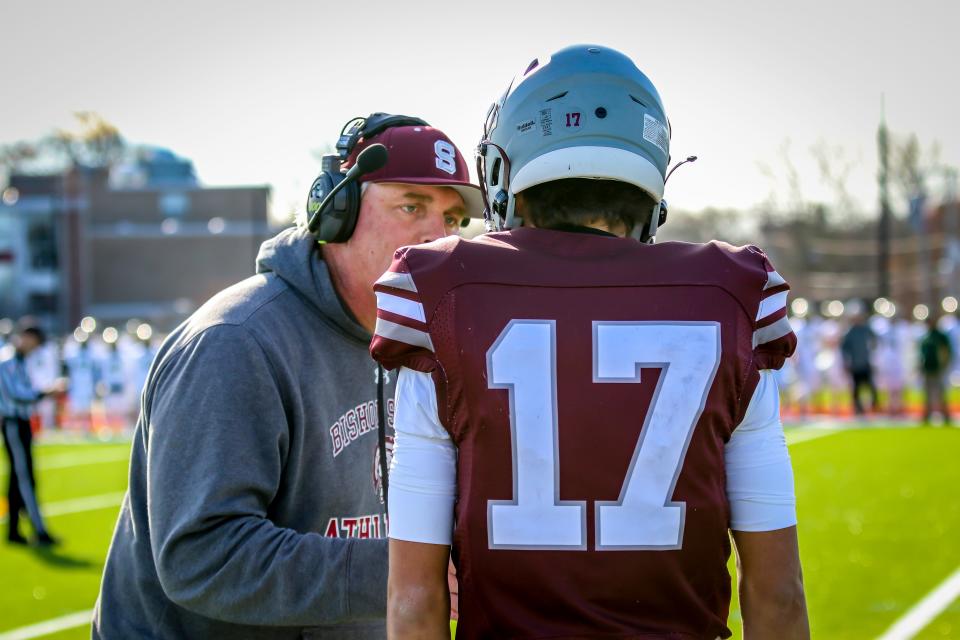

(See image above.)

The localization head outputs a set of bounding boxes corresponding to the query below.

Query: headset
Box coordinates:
[306,113,429,243]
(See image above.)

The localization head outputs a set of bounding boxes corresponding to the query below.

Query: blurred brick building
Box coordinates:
[761,202,960,313]
[0,150,274,332]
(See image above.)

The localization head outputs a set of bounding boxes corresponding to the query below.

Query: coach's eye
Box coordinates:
[400,204,420,215]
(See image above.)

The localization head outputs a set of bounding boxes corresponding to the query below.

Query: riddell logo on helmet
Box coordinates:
[516,119,536,134]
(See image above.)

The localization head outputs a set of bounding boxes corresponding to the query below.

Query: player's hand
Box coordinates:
[448,557,458,621]
[45,377,69,395]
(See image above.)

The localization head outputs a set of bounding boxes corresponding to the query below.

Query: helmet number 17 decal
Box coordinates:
[564,112,582,128]
[486,320,721,550]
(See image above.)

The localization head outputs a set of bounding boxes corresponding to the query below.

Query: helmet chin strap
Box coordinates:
[503,196,519,230]
[634,200,666,244]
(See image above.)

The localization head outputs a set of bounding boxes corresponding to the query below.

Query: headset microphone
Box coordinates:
[306,143,389,236]
[349,142,390,177]
[635,156,698,244]
[665,155,697,184]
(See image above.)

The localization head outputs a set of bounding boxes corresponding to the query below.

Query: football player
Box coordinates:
[372,45,810,639]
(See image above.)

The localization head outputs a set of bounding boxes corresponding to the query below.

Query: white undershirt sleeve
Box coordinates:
[725,370,798,532]
[387,367,457,545]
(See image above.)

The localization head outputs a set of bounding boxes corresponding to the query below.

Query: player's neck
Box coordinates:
[529,220,627,237]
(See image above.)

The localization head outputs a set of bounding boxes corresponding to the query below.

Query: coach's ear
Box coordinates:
[388,539,451,637]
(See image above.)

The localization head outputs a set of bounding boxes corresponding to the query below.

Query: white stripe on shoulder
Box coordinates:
[757,290,788,321]
[375,318,435,352]
[764,270,786,290]
[753,316,794,348]
[376,292,426,323]
[375,271,418,293]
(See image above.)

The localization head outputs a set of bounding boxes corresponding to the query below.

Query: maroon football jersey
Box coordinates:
[371,227,795,639]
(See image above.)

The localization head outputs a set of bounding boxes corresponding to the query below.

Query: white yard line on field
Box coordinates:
[0,447,130,476]
[781,417,919,445]
[34,448,131,471]
[0,447,130,477]
[785,428,840,445]
[0,491,125,525]
[876,565,960,640]
[0,610,93,640]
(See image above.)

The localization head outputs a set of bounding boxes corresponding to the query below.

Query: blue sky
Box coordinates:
[3,0,958,223]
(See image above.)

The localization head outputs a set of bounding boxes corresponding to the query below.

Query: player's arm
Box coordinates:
[388,540,450,639]
[732,527,808,640]
[726,370,809,639]
[386,367,457,640]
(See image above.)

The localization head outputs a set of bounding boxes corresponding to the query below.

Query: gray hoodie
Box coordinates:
[93,227,394,639]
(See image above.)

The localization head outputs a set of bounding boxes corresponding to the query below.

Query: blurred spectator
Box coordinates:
[944,314,960,384]
[0,319,11,353]
[918,316,953,426]
[0,321,66,545]
[25,334,61,431]
[790,316,823,415]
[841,312,878,416]
[99,339,127,429]
[63,336,100,429]
[873,316,908,415]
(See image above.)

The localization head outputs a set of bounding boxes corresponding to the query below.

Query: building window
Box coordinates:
[160,192,190,217]
[27,219,57,270]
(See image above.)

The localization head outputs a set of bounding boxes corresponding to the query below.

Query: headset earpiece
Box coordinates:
[306,154,362,243]
[306,168,362,243]
[492,190,509,218]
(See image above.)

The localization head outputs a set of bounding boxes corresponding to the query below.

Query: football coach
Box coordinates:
[93,114,482,639]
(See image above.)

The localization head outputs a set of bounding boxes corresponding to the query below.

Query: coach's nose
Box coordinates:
[418,213,448,244]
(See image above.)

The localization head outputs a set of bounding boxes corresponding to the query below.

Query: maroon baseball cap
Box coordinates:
[344,125,484,218]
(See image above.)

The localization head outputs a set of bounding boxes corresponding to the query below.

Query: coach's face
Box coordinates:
[352,181,467,288]
[321,180,468,333]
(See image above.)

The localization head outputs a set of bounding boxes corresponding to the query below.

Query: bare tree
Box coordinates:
[756,139,816,222]
[811,139,860,217]
[46,111,125,168]
[0,141,40,172]
[657,207,756,246]
[1,112,125,177]
[890,133,942,203]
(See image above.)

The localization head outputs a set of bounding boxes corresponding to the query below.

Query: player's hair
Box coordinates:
[516,179,656,235]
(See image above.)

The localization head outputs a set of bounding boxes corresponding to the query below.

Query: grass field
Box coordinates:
[1,424,959,639]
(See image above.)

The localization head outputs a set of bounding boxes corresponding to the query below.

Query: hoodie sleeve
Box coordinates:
[146,323,386,627]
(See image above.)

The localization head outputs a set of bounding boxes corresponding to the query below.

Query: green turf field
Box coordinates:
[1,425,958,639]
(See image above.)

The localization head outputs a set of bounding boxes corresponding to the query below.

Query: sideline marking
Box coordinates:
[35,448,130,471]
[0,610,93,640]
[0,447,130,477]
[0,492,125,524]
[785,428,839,445]
[876,565,960,640]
